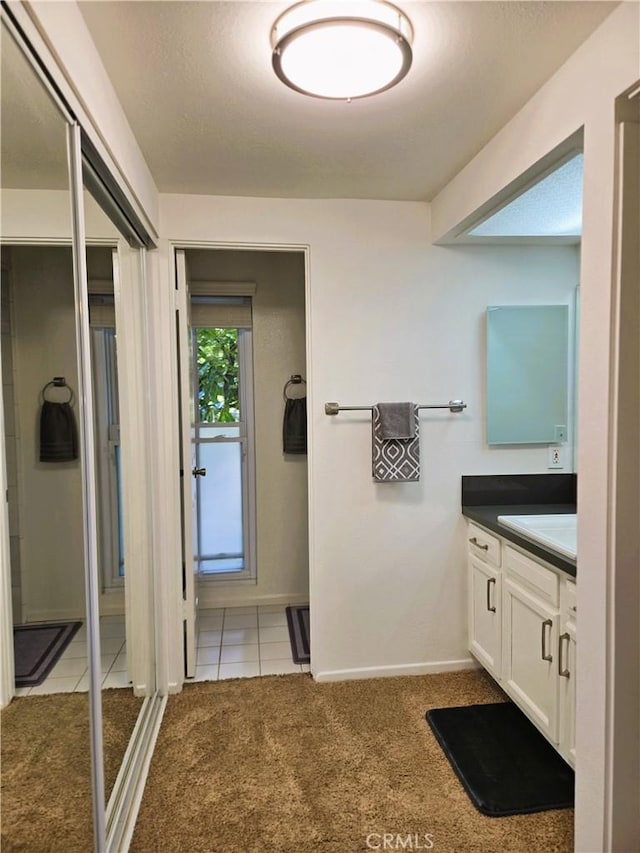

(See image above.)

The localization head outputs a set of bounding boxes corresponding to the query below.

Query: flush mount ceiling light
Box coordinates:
[271,0,413,100]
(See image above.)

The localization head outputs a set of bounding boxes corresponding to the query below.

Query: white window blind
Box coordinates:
[190,296,252,329]
[88,282,115,327]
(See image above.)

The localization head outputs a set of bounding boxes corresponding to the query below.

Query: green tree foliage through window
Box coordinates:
[197,327,240,423]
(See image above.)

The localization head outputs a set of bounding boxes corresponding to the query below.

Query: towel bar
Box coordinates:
[325,400,466,415]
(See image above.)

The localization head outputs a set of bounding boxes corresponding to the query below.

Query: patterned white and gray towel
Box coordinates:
[372,404,420,482]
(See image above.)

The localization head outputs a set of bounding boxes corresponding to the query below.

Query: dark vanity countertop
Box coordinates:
[462,503,577,578]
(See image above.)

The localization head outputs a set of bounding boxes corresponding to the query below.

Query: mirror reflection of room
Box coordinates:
[0,18,97,849]
[0,19,143,852]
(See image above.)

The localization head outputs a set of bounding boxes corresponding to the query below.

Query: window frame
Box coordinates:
[192,322,257,584]
[90,325,124,590]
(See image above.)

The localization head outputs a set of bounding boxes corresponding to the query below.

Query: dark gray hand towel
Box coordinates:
[376,402,415,439]
[39,401,78,462]
[283,397,307,454]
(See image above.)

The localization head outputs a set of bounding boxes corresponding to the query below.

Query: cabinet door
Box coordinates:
[503,578,559,741]
[558,616,576,767]
[468,556,501,678]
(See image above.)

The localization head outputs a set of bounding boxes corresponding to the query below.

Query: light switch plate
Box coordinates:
[554,424,567,442]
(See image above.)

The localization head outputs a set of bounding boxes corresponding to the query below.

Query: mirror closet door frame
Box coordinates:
[0,7,164,852]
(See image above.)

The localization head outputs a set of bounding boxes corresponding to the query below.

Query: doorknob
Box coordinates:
[192,467,207,477]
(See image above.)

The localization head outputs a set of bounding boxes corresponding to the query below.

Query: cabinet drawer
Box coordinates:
[504,545,559,607]
[467,523,501,567]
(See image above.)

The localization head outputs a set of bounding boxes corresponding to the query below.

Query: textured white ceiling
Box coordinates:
[469,153,584,237]
[77,1,616,201]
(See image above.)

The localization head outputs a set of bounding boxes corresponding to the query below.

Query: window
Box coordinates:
[191,297,256,581]
[91,323,124,588]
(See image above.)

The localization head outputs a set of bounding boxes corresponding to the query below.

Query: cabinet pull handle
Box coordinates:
[558,632,570,677]
[486,577,497,612]
[541,619,553,662]
[469,536,489,551]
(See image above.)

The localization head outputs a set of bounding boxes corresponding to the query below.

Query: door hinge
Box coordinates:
[182,597,197,620]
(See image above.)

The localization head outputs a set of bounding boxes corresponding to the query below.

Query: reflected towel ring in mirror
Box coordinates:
[283,374,306,401]
[41,376,74,405]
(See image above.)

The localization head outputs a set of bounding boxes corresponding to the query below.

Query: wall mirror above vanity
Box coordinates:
[486,304,570,445]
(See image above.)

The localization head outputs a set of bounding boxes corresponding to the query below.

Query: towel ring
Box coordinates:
[42,377,74,405]
[283,374,306,402]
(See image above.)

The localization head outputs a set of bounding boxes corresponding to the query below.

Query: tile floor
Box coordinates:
[15,615,128,697]
[15,605,308,695]
[191,605,310,682]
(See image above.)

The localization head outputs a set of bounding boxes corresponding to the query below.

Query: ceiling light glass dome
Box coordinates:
[271,0,413,100]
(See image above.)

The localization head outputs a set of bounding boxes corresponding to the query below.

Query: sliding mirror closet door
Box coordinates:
[0,19,98,850]
[82,182,158,846]
[82,197,146,811]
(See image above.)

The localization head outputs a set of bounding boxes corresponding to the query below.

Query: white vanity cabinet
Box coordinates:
[466,521,576,768]
[558,580,577,766]
[502,545,560,742]
[467,524,502,678]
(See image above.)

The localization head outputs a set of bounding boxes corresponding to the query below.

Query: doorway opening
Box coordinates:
[176,247,310,682]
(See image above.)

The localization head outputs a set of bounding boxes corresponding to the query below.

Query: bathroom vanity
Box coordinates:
[462,474,576,768]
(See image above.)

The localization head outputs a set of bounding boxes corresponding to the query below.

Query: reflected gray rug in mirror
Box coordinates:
[14,621,81,687]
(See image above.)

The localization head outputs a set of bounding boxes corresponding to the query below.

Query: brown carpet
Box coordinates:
[1,689,143,853]
[132,670,574,853]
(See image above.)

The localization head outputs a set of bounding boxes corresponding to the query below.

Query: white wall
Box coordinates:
[1,189,120,243]
[155,196,578,686]
[10,246,85,621]
[185,248,309,608]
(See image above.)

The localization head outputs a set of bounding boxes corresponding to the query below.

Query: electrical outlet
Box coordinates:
[548,446,564,469]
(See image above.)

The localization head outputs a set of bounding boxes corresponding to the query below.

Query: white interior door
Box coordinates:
[176,250,199,678]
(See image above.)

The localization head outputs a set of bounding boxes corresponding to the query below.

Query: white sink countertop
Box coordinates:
[497,513,577,561]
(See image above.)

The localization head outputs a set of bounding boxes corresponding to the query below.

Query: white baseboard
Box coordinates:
[197,589,309,609]
[313,657,480,683]
[24,607,85,623]
[25,593,124,622]
[24,595,125,623]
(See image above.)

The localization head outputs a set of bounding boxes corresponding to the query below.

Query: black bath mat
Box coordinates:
[425,702,574,816]
[14,621,82,687]
[285,605,310,664]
